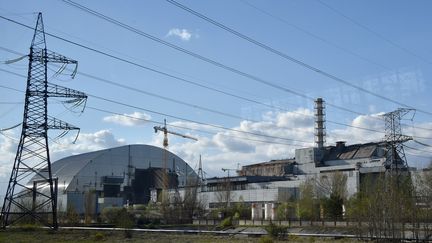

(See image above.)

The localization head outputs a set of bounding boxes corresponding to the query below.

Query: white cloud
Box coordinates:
[103,112,151,127]
[51,130,126,159]
[213,133,256,153]
[166,28,195,41]
[154,110,432,177]
[330,113,385,144]
[0,130,19,179]
[0,129,126,198]
[152,110,317,177]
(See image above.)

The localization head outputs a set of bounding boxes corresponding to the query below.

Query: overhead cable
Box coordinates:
[414,140,432,147]
[165,0,431,116]
[315,0,432,66]
[53,3,366,116]
[0,123,21,132]
[404,144,431,154]
[1,68,430,141]
[240,0,392,71]
[1,46,383,135]
[88,106,307,147]
[86,93,311,144]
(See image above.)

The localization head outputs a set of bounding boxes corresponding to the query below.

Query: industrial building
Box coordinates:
[197,98,395,220]
[27,144,197,214]
[199,141,389,219]
[25,98,405,222]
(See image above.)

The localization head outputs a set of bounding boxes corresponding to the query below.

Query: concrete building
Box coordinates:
[199,141,390,220]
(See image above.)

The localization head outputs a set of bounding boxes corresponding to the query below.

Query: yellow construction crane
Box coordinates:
[154,119,197,192]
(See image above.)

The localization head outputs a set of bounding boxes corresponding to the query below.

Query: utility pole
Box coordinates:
[221,168,237,178]
[382,108,414,173]
[0,13,87,229]
[197,155,205,191]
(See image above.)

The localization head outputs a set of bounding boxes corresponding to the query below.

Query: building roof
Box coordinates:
[322,142,381,161]
[241,158,295,168]
[206,175,290,184]
[29,144,196,192]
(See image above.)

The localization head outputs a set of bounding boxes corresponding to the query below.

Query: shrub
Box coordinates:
[93,232,105,241]
[101,207,125,224]
[258,235,274,243]
[65,204,80,225]
[124,229,133,239]
[19,224,41,231]
[265,222,287,239]
[233,212,240,220]
[220,217,232,228]
[101,207,134,228]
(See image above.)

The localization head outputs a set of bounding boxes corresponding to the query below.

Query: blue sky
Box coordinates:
[0,0,431,195]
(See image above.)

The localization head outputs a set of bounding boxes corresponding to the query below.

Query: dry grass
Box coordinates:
[0,228,364,243]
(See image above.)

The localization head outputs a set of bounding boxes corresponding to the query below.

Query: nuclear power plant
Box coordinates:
[15,97,407,222]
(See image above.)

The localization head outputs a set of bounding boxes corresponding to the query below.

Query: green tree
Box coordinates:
[297,178,319,220]
[276,201,296,220]
[316,171,347,219]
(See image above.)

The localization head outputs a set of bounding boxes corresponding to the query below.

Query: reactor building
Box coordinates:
[27,144,197,214]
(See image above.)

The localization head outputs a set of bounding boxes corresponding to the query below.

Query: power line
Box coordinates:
[88,106,307,147]
[87,93,311,144]
[315,0,432,66]
[164,0,431,116]
[2,11,409,132]
[414,140,432,147]
[78,71,274,125]
[0,47,387,135]
[1,78,429,152]
[2,67,430,141]
[0,102,23,105]
[404,144,431,154]
[240,0,392,71]
[404,151,432,160]
[0,75,312,145]
[55,2,374,117]
[0,14,356,117]
[402,123,432,132]
[0,123,21,132]
[2,74,428,151]
[0,62,388,139]
[0,47,320,135]
[2,10,431,136]
[1,70,311,145]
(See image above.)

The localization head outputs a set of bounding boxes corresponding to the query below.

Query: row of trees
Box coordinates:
[284,168,432,241]
[56,164,432,241]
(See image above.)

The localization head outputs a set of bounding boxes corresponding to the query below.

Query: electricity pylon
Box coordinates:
[1,13,87,229]
[382,108,414,173]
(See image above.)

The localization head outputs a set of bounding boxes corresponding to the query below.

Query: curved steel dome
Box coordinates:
[46,144,197,193]
[27,144,197,212]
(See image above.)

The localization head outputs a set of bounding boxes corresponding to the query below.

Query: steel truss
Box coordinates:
[382,108,414,172]
[1,13,87,229]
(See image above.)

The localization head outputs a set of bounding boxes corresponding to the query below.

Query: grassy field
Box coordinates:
[0,228,363,243]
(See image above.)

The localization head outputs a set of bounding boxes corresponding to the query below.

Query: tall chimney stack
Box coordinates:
[315,98,326,149]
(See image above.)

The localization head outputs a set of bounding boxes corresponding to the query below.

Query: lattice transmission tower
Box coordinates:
[382,108,414,173]
[1,13,87,229]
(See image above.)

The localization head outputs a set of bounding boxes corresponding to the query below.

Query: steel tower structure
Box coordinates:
[1,13,87,229]
[314,98,326,149]
[382,108,414,172]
